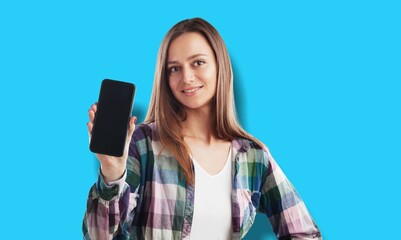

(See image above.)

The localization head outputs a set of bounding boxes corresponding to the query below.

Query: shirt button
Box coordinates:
[234,203,239,208]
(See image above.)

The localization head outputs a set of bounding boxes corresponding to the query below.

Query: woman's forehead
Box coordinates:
[168,32,214,61]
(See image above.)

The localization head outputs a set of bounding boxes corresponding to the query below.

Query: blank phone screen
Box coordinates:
[90,79,135,157]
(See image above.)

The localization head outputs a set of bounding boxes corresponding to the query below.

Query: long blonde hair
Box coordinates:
[145,18,263,186]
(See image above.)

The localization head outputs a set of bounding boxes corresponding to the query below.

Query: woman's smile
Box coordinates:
[182,86,204,96]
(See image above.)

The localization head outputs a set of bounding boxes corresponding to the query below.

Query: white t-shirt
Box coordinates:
[190,148,233,240]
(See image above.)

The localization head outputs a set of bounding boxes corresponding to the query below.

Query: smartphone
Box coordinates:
[89,79,135,157]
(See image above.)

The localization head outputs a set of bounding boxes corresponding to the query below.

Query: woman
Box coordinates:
[83,18,321,240]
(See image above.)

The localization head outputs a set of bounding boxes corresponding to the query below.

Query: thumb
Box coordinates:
[124,116,137,155]
[127,116,137,142]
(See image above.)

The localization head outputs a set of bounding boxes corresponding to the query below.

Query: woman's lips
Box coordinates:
[182,86,203,96]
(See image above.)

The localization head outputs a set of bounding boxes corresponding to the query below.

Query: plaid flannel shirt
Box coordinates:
[83,122,321,240]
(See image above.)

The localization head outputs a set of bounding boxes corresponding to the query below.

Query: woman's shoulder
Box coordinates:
[232,137,272,165]
[129,122,158,157]
[232,137,268,153]
[132,121,158,142]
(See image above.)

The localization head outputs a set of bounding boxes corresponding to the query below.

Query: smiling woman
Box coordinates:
[83,17,322,240]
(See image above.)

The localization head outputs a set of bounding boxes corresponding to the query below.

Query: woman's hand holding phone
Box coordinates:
[87,103,137,182]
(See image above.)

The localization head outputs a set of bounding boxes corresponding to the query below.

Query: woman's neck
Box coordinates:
[182,106,216,145]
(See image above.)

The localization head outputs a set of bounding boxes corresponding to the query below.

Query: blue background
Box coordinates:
[1,1,400,239]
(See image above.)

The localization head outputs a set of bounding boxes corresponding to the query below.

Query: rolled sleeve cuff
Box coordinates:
[96,170,127,201]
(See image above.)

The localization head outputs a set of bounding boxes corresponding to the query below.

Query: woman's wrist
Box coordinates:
[100,163,126,183]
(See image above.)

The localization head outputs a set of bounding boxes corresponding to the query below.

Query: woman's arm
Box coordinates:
[83,103,142,239]
[83,159,141,240]
[259,149,322,240]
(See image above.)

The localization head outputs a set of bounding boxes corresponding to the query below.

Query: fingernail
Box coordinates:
[134,117,137,124]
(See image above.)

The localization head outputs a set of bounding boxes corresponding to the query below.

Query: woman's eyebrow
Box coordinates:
[187,53,208,60]
[167,53,208,65]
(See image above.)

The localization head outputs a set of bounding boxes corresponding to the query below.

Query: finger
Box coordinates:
[88,109,95,122]
[87,121,93,135]
[91,102,97,112]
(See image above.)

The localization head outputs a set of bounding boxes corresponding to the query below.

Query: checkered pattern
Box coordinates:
[83,122,321,240]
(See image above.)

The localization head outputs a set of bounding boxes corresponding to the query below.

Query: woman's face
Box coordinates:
[167,32,217,111]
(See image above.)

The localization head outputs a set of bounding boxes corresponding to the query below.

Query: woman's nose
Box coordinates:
[182,67,195,84]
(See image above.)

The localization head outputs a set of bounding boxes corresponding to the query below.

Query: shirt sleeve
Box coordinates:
[82,133,143,240]
[258,149,322,240]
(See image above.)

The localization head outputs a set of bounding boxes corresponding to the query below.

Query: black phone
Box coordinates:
[89,79,135,157]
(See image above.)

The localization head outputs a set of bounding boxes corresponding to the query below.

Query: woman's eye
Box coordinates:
[169,66,180,73]
[193,60,205,67]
